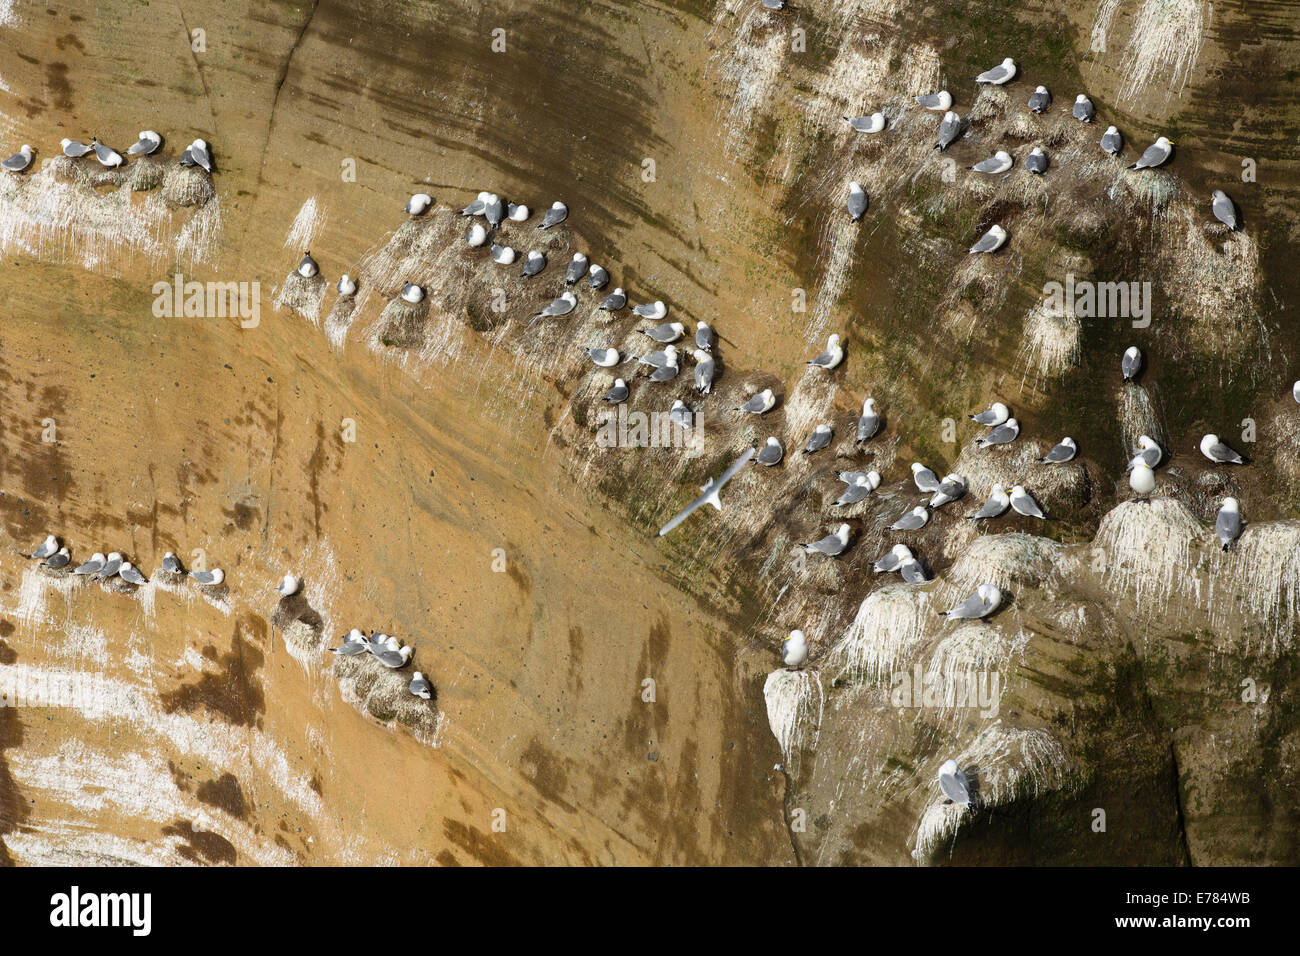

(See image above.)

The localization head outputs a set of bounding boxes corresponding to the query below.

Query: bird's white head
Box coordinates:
[1222,497,1239,512]
[1075,94,1088,103]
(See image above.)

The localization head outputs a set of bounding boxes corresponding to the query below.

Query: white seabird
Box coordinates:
[587,347,622,367]
[73,552,106,576]
[695,322,715,351]
[1129,458,1156,499]
[1200,433,1244,465]
[643,321,685,343]
[410,672,434,699]
[970,401,1009,426]
[1010,485,1046,518]
[847,181,869,221]
[91,138,124,167]
[1135,435,1162,468]
[929,474,967,509]
[599,288,627,311]
[693,350,715,394]
[844,113,887,133]
[535,291,577,318]
[1,144,34,172]
[938,759,975,809]
[161,552,183,573]
[911,462,941,493]
[401,282,425,304]
[43,548,71,570]
[185,139,213,172]
[976,417,1020,447]
[756,437,784,466]
[119,562,148,586]
[491,244,517,265]
[507,202,530,222]
[606,378,629,404]
[648,355,680,382]
[633,300,668,320]
[803,423,833,454]
[735,389,776,415]
[374,643,414,669]
[782,630,808,668]
[461,192,489,216]
[97,552,124,580]
[190,567,225,586]
[1212,190,1239,231]
[1025,147,1049,174]
[940,584,1001,620]
[277,574,301,597]
[296,251,319,278]
[669,400,693,430]
[466,222,488,247]
[833,472,878,506]
[1122,345,1142,381]
[539,201,568,229]
[856,398,880,442]
[969,224,1007,254]
[1293,380,1300,404]
[899,557,929,584]
[807,334,844,370]
[521,250,546,276]
[802,523,852,557]
[1101,126,1123,156]
[1039,437,1077,463]
[970,150,1013,174]
[975,57,1017,85]
[331,630,369,656]
[61,138,93,158]
[566,253,589,285]
[637,345,677,368]
[915,90,952,111]
[337,274,357,296]
[1028,86,1051,112]
[29,535,59,560]
[888,506,930,532]
[483,194,505,228]
[1072,94,1095,122]
[1129,137,1173,170]
[968,483,1010,520]
[1216,497,1242,552]
[873,544,912,573]
[405,192,432,215]
[656,447,757,536]
[588,264,610,289]
[936,111,965,151]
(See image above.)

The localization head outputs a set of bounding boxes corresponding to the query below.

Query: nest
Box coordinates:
[332,653,439,739]
[374,297,430,347]
[275,271,327,324]
[162,166,214,207]
[763,667,824,770]
[826,584,934,685]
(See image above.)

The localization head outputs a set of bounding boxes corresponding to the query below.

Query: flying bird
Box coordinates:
[656,448,757,536]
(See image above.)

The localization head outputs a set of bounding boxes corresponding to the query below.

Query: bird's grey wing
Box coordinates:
[1213,195,1237,227]
[1136,144,1163,167]
[986,424,1012,442]
[949,593,984,617]
[848,194,868,218]
[939,771,970,805]
[971,499,998,519]
[657,448,754,536]
[810,348,834,366]
[1210,441,1241,462]
[970,232,999,253]
[1216,510,1241,541]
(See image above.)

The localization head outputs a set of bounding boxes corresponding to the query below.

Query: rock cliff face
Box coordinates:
[0,0,1298,865]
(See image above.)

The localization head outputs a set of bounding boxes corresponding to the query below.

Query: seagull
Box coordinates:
[856,398,880,442]
[669,400,693,430]
[521,250,546,277]
[975,57,1017,85]
[656,447,757,536]
[374,643,414,669]
[460,192,489,216]
[782,630,808,668]
[968,483,1010,520]
[599,288,627,311]
[803,423,833,454]
[801,524,852,557]
[643,321,685,343]
[970,150,1013,174]
[1294,380,1300,405]
[119,563,149,586]
[1122,346,1142,381]
[940,584,1002,620]
[89,138,125,168]
[847,181,869,221]
[410,672,434,699]
[29,535,58,560]
[1200,433,1244,465]
[466,222,488,247]
[736,389,776,415]
[899,558,929,584]
[337,274,357,296]
[1,144,34,172]
[1212,190,1239,230]
[938,759,976,809]
[969,224,1007,254]
[534,291,577,318]
[977,418,1020,447]
[186,139,213,173]
[873,544,912,573]
[638,345,678,368]
[911,462,941,493]
[807,334,844,370]
[190,568,225,586]
[762,0,786,11]
[61,138,93,158]
[1129,137,1173,170]
[649,358,679,383]
[96,552,123,580]
[1129,459,1156,499]
[1025,147,1049,174]
[401,282,425,304]
[405,193,432,215]
[915,90,952,111]
[491,244,517,265]
[539,201,569,229]
[1135,435,1162,468]
[937,111,965,151]
[483,194,504,228]
[633,301,668,320]
[833,472,878,506]
[121,130,161,157]
[1217,498,1243,552]
[73,553,106,576]
[756,437,784,466]
[161,552,184,574]
[844,113,886,133]
[606,379,629,404]
[693,350,715,394]
[970,402,1009,426]
[1101,126,1123,156]
[587,347,622,367]
[566,253,589,285]
[296,251,318,278]
[1039,437,1077,463]
[695,322,715,351]
[1027,86,1051,112]
[1010,485,1046,518]
[588,264,610,289]
[508,202,530,222]
[331,630,370,656]
[1073,94,1095,122]
[929,474,967,508]
[43,548,71,570]
[888,506,930,532]
[277,574,301,597]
